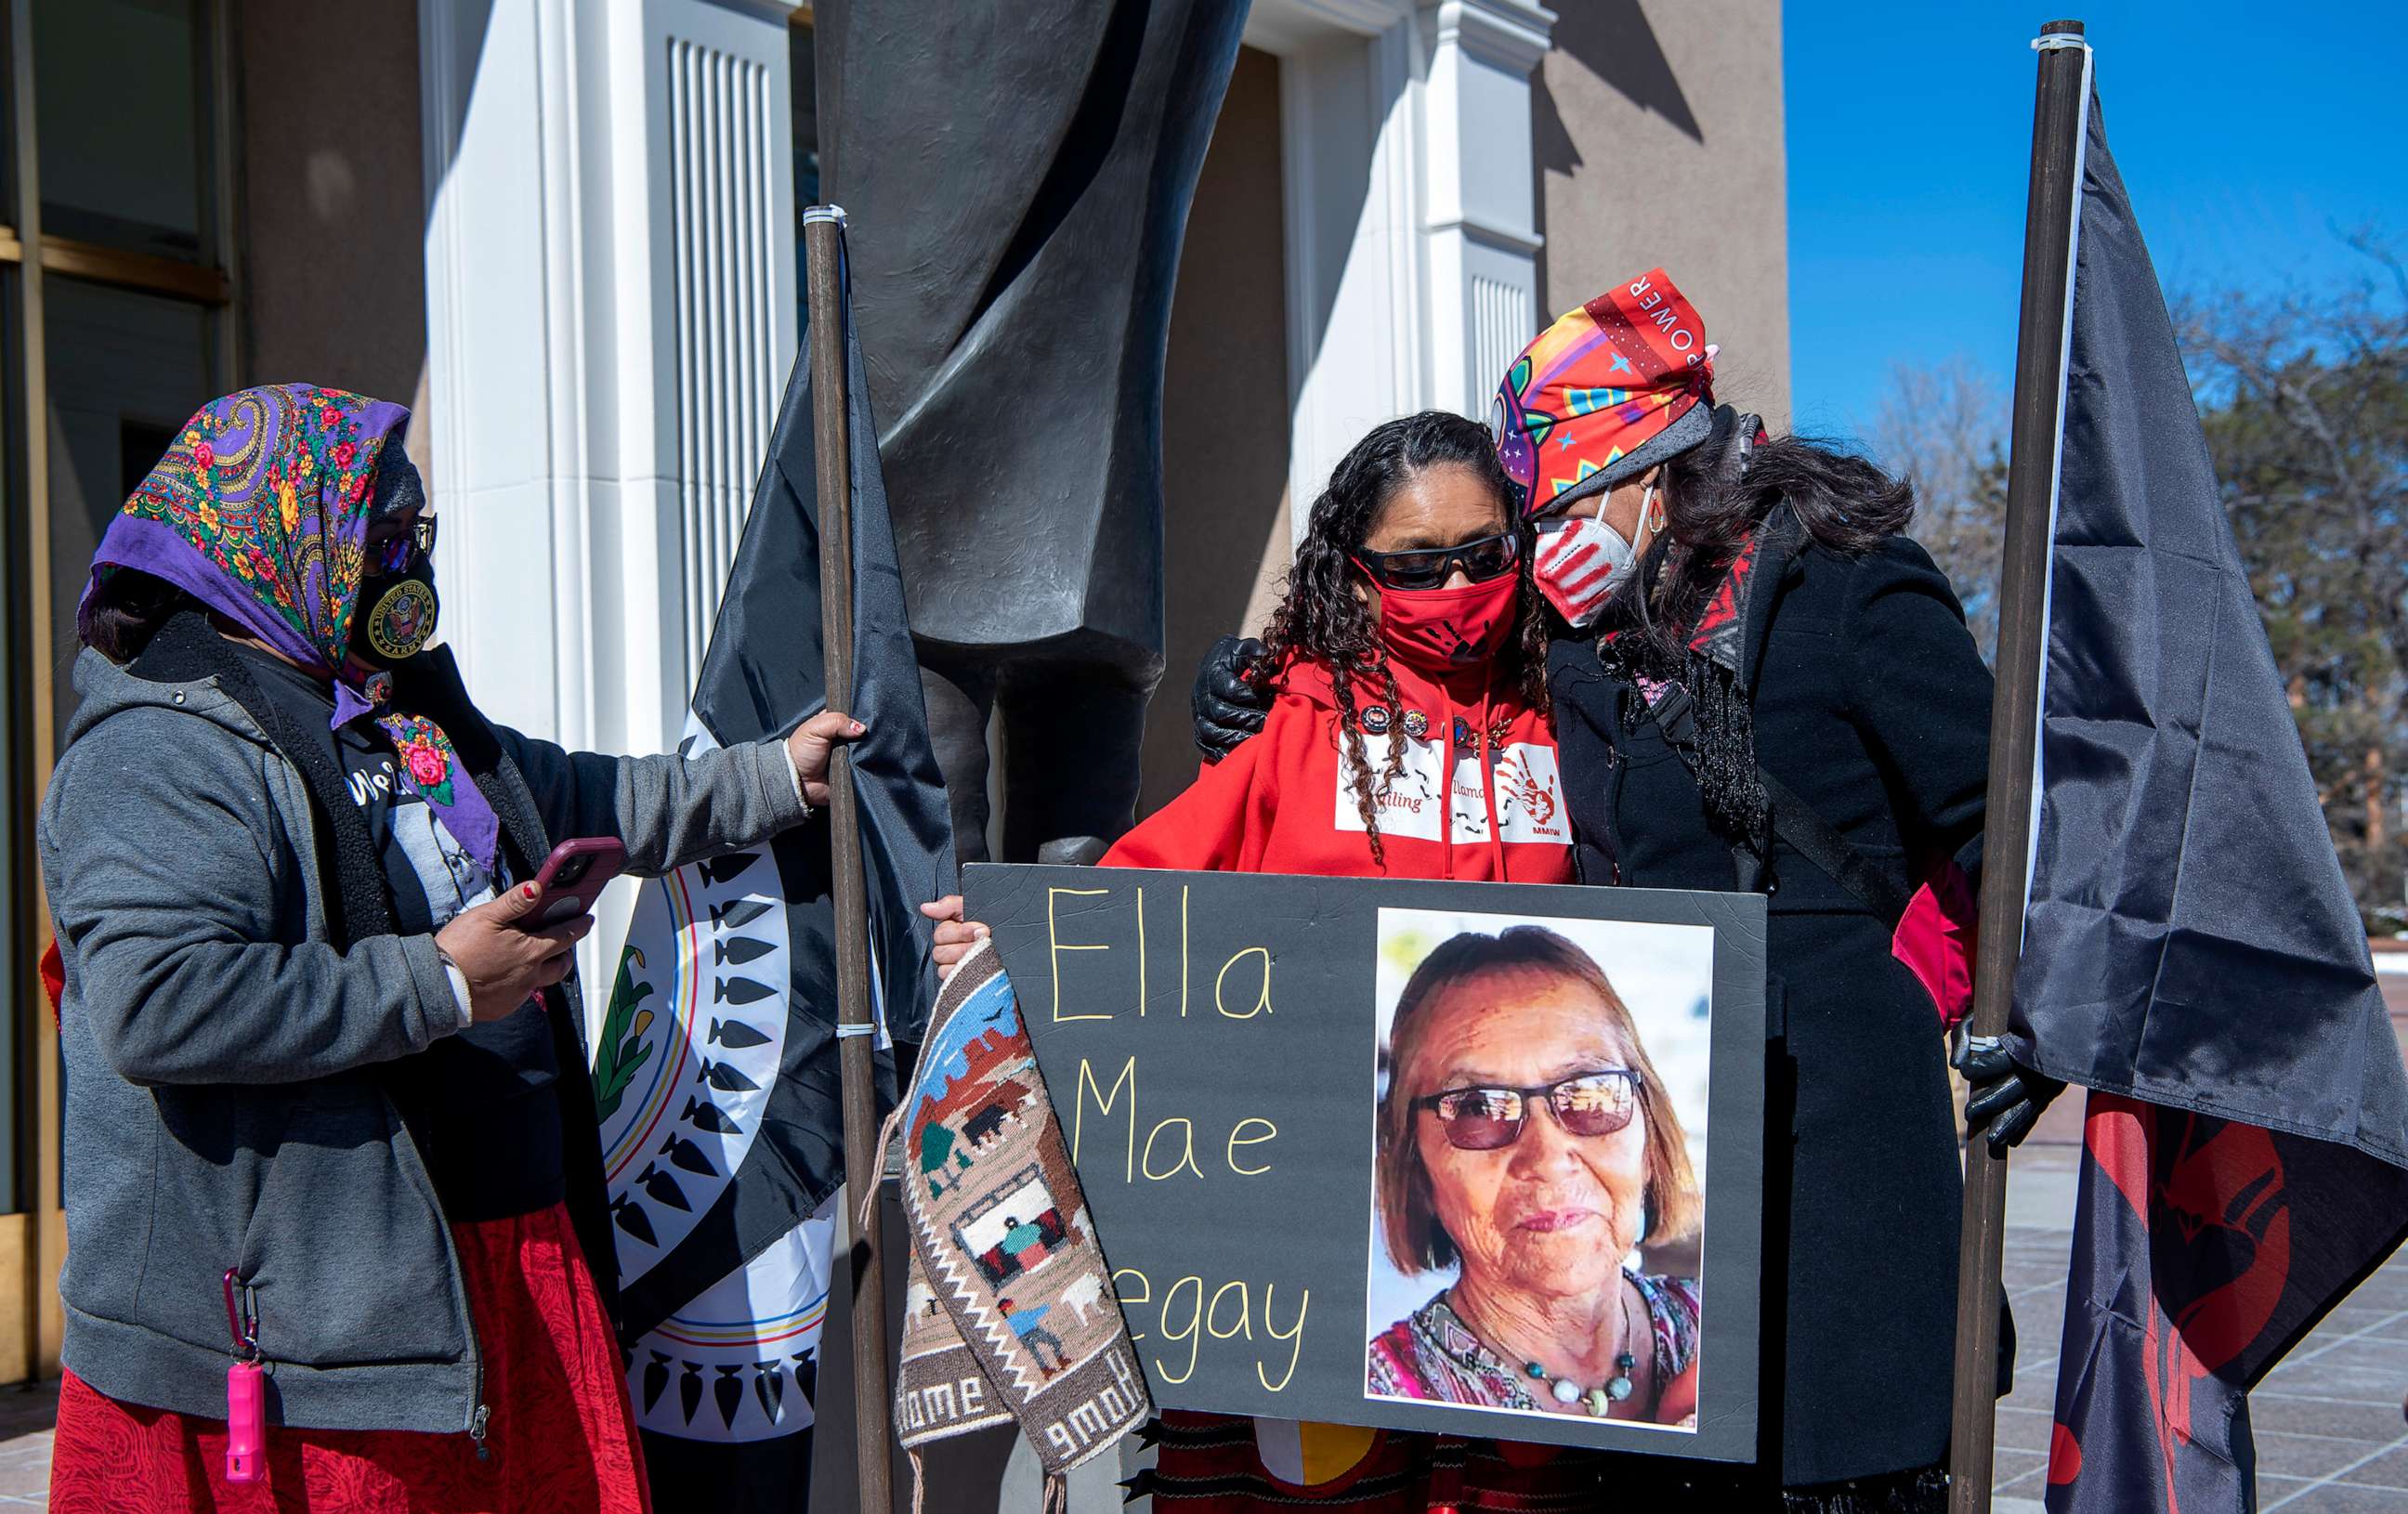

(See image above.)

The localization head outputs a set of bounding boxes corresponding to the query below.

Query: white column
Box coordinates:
[1251,0,1418,542]
[419,0,799,998]
[1250,0,1552,545]
[418,0,800,764]
[1420,0,1553,415]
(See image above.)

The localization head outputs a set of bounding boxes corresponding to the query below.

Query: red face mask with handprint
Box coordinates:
[1371,569,1519,676]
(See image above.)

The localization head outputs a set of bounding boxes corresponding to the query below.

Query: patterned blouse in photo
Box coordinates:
[1367,1271,1702,1426]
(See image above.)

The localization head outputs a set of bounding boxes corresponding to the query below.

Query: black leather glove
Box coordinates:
[1192,635,1270,763]
[1957,1035,2067,1157]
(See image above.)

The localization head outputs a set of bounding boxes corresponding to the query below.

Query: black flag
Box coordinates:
[2004,52,2408,1514]
[596,223,956,1511]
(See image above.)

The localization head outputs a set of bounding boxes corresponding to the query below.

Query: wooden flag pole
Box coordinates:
[1946,20,2088,1513]
[804,205,894,1514]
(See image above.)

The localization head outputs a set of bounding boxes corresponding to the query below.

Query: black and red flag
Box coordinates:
[598,220,957,1512]
[2001,42,2408,1514]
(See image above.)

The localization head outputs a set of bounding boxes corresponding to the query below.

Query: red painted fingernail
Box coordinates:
[523,884,539,900]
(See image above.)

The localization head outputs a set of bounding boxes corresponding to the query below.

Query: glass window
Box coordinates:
[33,0,215,262]
[44,276,216,750]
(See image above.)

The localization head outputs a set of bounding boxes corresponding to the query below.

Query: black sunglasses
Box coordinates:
[1412,1069,1640,1151]
[1354,530,1522,592]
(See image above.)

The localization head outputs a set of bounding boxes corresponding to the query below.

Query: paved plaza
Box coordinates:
[0,1383,52,1508]
[8,992,2408,1509]
[1990,1140,2408,1513]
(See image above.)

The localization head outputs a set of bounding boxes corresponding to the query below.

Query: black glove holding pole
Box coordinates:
[1192,635,1271,762]
[1957,1035,2068,1157]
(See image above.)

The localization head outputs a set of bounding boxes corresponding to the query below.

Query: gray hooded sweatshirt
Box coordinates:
[38,646,809,1437]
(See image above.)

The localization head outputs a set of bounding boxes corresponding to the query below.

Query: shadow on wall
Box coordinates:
[1543,0,1704,151]
[1145,46,1294,816]
[238,0,435,404]
[1531,0,1704,313]
[1288,45,1383,378]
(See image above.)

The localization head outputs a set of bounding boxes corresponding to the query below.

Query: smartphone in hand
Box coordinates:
[527,838,628,926]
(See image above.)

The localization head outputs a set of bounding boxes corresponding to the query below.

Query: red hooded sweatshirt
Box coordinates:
[1101,647,1571,1500]
[1104,656,1571,882]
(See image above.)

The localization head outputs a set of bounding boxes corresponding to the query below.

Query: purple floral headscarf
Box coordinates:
[85,383,502,871]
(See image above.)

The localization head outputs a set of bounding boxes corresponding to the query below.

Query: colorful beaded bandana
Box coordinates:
[1491,267,1716,520]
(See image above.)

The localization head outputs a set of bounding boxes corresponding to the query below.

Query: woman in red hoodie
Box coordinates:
[1106,409,1569,884]
[930,412,1644,1509]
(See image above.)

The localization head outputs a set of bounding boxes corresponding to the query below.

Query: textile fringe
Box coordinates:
[1043,1470,1068,1514]
[1683,654,1768,853]
[1781,1465,1949,1514]
[863,1101,910,1233]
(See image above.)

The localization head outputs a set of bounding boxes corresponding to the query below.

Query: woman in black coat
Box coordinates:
[1185,274,2056,1509]
[1541,408,1993,1507]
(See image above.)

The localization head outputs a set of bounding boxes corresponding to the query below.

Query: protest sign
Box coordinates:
[959,864,1767,1461]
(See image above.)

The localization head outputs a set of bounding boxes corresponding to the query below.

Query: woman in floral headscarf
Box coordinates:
[38,384,857,1512]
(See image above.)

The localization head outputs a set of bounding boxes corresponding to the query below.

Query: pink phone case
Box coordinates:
[530,838,627,924]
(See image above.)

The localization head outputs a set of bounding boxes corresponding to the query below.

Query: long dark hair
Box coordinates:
[1602,408,1917,850]
[78,568,194,664]
[1252,411,1548,865]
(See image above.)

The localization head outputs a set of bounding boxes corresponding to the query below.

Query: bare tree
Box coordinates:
[2176,239,2408,928]
[1836,243,2408,924]
[1871,358,2010,659]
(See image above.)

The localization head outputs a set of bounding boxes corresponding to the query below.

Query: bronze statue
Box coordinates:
[817,0,1248,867]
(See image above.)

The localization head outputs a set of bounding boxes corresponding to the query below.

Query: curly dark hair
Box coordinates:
[1599,406,1917,852]
[1252,411,1549,865]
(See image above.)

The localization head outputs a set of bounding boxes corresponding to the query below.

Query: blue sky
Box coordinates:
[1784,3,2408,440]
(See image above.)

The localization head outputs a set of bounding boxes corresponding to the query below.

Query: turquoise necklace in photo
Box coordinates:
[1518,1285,1639,1416]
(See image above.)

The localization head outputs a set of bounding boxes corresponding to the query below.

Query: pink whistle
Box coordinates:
[226,1358,265,1482]
[221,1267,265,1484]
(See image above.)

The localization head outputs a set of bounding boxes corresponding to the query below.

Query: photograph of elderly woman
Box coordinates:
[1365,909,1711,1432]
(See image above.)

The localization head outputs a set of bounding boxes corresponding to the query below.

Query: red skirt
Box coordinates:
[49,1202,648,1514]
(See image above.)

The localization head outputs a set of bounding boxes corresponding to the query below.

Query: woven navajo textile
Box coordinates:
[894,940,1151,1504]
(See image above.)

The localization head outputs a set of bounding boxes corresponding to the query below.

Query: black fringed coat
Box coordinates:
[1547,528,1996,1487]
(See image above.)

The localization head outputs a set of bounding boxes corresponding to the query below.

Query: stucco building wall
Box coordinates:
[1536,0,1791,427]
[1148,45,1292,814]
[234,0,429,409]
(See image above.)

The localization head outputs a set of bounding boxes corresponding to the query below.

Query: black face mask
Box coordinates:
[352,559,440,668]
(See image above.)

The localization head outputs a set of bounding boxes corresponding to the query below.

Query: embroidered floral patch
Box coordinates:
[377,711,461,808]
